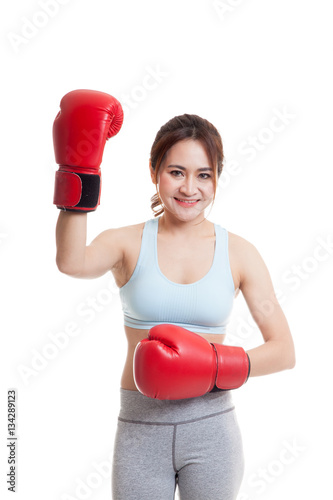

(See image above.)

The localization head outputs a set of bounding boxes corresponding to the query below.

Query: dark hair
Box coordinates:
[150,114,224,216]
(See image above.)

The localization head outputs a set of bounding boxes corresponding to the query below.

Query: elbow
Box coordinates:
[285,356,296,371]
[288,353,296,370]
[55,256,82,277]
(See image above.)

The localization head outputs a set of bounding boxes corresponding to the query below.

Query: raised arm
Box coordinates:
[52,89,124,278]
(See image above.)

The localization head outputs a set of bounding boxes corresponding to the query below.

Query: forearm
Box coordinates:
[55,211,87,275]
[246,338,296,377]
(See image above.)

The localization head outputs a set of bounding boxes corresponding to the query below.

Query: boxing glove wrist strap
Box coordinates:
[53,169,100,211]
[210,343,251,391]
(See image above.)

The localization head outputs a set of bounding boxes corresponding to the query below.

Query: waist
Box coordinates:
[123,316,228,334]
[124,325,226,348]
[118,388,235,424]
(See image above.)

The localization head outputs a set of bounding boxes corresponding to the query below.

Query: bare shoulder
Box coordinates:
[228,230,273,294]
[94,222,145,260]
[118,221,146,257]
[85,221,144,273]
[67,221,147,280]
[98,221,146,287]
[227,231,268,289]
[228,231,259,258]
[94,221,145,246]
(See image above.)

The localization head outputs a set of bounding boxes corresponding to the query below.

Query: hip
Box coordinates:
[117,388,235,425]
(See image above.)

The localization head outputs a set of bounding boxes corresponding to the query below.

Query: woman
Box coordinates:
[55,90,295,500]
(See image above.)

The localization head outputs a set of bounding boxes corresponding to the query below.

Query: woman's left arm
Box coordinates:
[237,237,296,376]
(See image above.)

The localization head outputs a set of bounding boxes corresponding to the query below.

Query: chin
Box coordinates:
[166,207,206,223]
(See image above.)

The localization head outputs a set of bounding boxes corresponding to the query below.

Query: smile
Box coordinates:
[174,198,200,206]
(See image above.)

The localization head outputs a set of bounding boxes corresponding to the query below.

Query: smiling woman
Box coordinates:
[54,93,295,500]
[149,114,223,217]
[151,140,216,221]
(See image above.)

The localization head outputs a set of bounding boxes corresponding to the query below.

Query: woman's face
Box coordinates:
[152,139,215,223]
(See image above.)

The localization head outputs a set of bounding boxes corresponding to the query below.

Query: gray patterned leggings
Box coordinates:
[112,389,244,500]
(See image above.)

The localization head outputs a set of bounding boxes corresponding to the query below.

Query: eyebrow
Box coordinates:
[166,164,213,172]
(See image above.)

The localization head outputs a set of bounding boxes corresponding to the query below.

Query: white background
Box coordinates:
[1,0,332,499]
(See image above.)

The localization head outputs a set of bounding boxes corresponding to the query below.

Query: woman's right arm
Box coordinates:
[52,90,125,280]
[56,211,124,279]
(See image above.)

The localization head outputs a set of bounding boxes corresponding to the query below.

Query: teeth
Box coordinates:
[176,198,197,203]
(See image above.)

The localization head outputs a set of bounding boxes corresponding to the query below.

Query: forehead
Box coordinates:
[162,139,211,168]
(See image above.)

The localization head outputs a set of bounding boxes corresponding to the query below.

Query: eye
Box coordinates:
[170,170,184,177]
[199,173,211,179]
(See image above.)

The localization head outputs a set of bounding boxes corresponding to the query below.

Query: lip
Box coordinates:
[174,197,200,207]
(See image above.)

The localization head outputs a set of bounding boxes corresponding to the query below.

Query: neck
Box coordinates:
[158,210,210,237]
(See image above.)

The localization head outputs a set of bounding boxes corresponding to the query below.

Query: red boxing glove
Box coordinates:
[53,89,124,212]
[134,324,250,400]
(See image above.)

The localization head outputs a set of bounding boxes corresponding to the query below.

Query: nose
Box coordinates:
[179,175,198,196]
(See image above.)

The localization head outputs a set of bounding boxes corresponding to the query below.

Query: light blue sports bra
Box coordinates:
[119,217,235,334]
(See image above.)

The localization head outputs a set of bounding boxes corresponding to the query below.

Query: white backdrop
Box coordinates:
[1,1,332,499]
